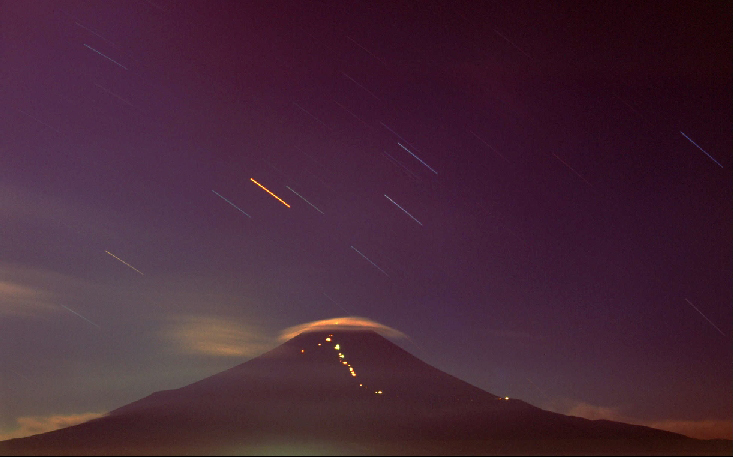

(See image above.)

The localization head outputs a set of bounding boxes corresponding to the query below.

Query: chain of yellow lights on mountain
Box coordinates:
[303,335,383,395]
[303,335,509,400]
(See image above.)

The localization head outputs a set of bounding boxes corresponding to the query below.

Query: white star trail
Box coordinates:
[212,190,252,218]
[16,109,61,134]
[382,151,420,180]
[350,246,389,277]
[293,102,330,129]
[76,23,123,53]
[493,29,533,59]
[60,305,101,329]
[60,9,131,58]
[286,186,324,214]
[552,153,593,188]
[684,299,726,337]
[468,129,509,163]
[332,99,372,129]
[94,83,134,106]
[323,293,351,314]
[341,72,381,101]
[8,369,34,384]
[384,195,422,225]
[105,251,144,275]
[398,143,438,174]
[346,36,388,66]
[83,44,128,69]
[379,122,420,152]
[680,132,723,168]
[77,21,110,41]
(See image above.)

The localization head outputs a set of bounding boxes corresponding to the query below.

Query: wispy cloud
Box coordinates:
[0,280,56,317]
[0,183,107,237]
[279,316,407,341]
[646,419,732,441]
[164,315,275,357]
[565,401,624,421]
[546,399,732,440]
[0,263,99,319]
[0,412,106,440]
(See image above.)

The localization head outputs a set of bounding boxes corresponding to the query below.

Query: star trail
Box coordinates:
[0,0,730,443]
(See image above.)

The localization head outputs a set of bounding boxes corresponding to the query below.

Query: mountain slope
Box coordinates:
[2,330,730,455]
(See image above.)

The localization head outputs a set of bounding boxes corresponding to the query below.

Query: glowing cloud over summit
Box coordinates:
[279,317,407,341]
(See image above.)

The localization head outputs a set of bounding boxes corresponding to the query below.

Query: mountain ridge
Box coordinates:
[2,329,730,455]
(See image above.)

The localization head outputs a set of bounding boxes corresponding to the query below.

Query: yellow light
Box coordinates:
[342,361,348,365]
[359,384,363,387]
[338,353,344,359]
[505,397,509,400]
[301,349,305,353]
[318,343,321,346]
[325,337,331,342]
[351,373,357,377]
[334,344,340,350]
[250,178,290,207]
[375,391,382,394]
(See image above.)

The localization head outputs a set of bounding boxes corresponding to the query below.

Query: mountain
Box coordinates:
[2,329,730,455]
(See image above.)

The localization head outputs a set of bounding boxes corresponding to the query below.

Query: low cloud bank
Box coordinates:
[549,399,732,440]
[164,315,274,357]
[646,419,732,441]
[0,412,106,441]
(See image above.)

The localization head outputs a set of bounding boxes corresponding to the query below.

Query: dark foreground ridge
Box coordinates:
[2,330,730,455]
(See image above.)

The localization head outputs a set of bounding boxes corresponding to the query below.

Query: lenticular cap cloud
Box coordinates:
[279,316,407,341]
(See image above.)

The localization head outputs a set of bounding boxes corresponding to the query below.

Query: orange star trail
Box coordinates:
[250,178,290,207]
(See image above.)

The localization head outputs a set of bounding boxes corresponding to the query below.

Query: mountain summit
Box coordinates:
[2,330,730,455]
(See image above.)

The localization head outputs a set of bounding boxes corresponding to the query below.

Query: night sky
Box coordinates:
[1,0,731,441]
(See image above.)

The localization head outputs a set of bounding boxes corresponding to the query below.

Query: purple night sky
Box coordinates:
[1,0,731,441]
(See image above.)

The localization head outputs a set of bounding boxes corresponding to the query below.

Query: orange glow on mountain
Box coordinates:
[279,317,407,341]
